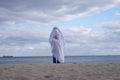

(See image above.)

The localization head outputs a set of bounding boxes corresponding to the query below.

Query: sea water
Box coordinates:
[0,55,120,64]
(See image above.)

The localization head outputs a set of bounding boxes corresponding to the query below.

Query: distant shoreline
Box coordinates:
[1,55,120,58]
[2,56,14,58]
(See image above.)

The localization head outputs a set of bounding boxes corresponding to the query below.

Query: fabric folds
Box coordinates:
[49,27,65,63]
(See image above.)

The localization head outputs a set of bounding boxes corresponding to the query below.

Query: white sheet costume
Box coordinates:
[49,27,65,63]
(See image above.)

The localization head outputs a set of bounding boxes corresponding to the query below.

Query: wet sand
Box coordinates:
[0,63,120,80]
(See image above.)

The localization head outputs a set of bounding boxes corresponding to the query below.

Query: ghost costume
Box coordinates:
[49,27,65,63]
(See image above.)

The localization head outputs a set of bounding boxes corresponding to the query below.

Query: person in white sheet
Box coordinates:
[49,27,65,63]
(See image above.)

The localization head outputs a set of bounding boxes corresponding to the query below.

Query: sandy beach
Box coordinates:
[0,63,120,80]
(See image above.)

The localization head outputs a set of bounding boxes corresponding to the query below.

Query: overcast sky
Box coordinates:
[0,0,120,56]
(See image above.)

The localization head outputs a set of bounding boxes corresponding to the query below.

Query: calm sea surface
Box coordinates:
[0,56,120,64]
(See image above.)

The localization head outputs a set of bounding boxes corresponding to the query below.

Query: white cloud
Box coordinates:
[0,0,120,25]
[0,21,120,56]
[96,21,120,30]
[116,11,120,17]
[62,21,120,55]
[62,27,92,43]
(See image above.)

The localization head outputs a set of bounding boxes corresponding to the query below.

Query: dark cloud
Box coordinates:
[0,29,49,46]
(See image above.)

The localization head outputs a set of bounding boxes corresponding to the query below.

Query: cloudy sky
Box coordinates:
[0,0,120,56]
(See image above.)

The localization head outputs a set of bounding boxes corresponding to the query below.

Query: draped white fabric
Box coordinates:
[49,27,65,63]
